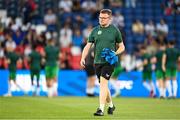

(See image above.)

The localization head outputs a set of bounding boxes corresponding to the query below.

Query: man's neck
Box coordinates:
[100,24,110,28]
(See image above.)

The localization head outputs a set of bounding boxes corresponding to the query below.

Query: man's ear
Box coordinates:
[109,17,112,23]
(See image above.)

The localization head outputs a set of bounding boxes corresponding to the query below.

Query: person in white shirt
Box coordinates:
[83,24,93,41]
[44,9,57,25]
[112,11,125,29]
[156,19,169,36]
[5,34,16,52]
[59,0,72,13]
[82,0,96,11]
[145,20,155,36]
[59,24,72,49]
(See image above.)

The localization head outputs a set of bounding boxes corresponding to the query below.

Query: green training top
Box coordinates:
[6,52,19,71]
[88,24,122,64]
[29,50,41,70]
[165,47,180,69]
[142,53,152,72]
[155,50,165,70]
[45,45,59,66]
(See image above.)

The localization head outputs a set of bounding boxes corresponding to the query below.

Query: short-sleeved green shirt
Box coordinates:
[45,45,59,67]
[155,50,165,70]
[29,51,41,71]
[165,48,180,69]
[88,24,122,64]
[6,52,19,71]
[142,53,152,72]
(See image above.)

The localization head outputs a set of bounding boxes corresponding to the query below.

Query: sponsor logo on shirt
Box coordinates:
[98,30,102,35]
[106,73,110,77]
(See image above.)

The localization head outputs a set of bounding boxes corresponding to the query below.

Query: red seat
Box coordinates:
[23,57,30,69]
[2,58,8,69]
[15,45,24,55]
[0,58,2,67]
[70,55,81,70]
[16,59,23,69]
[36,46,45,56]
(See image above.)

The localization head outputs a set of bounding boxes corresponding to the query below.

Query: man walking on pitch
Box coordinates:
[80,9,125,116]
[44,39,60,98]
[162,40,180,98]
[28,45,42,96]
[153,42,166,98]
[85,45,96,97]
[4,48,22,96]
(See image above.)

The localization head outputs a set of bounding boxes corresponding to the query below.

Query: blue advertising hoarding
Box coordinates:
[0,70,179,97]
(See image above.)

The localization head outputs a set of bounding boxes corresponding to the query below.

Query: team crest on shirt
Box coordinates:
[97,30,102,35]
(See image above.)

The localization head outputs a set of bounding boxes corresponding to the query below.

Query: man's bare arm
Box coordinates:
[80,43,93,68]
[115,42,125,55]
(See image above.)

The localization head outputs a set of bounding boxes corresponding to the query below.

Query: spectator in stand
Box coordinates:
[121,53,137,72]
[125,0,136,8]
[145,20,155,36]
[82,0,96,12]
[132,19,144,35]
[72,0,81,12]
[112,11,125,30]
[0,43,4,68]
[112,11,125,29]
[156,19,169,37]
[72,28,84,49]
[110,0,122,8]
[59,50,71,69]
[82,24,93,47]
[23,43,32,70]
[73,15,85,30]
[102,0,111,8]
[58,0,72,13]
[0,43,4,58]
[5,33,16,52]
[156,34,168,45]
[23,27,36,46]
[96,0,104,11]
[12,28,25,46]
[144,34,158,55]
[0,24,5,45]
[21,0,37,24]
[36,33,46,47]
[59,23,72,49]
[174,0,180,14]
[163,0,174,15]
[44,9,57,26]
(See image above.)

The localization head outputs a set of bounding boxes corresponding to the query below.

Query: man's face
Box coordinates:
[99,13,111,26]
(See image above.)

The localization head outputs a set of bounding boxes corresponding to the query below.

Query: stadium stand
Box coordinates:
[0,0,179,70]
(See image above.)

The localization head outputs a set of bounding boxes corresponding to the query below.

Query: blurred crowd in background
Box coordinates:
[0,0,180,71]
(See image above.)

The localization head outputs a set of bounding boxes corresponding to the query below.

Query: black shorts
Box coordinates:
[85,65,95,77]
[95,63,114,81]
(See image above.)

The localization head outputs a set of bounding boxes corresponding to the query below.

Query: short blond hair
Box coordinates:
[100,9,112,16]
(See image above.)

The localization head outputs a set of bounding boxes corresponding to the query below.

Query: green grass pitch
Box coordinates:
[0,97,180,120]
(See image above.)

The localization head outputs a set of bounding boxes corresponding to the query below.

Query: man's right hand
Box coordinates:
[80,59,86,68]
[162,66,166,72]
[80,42,93,68]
